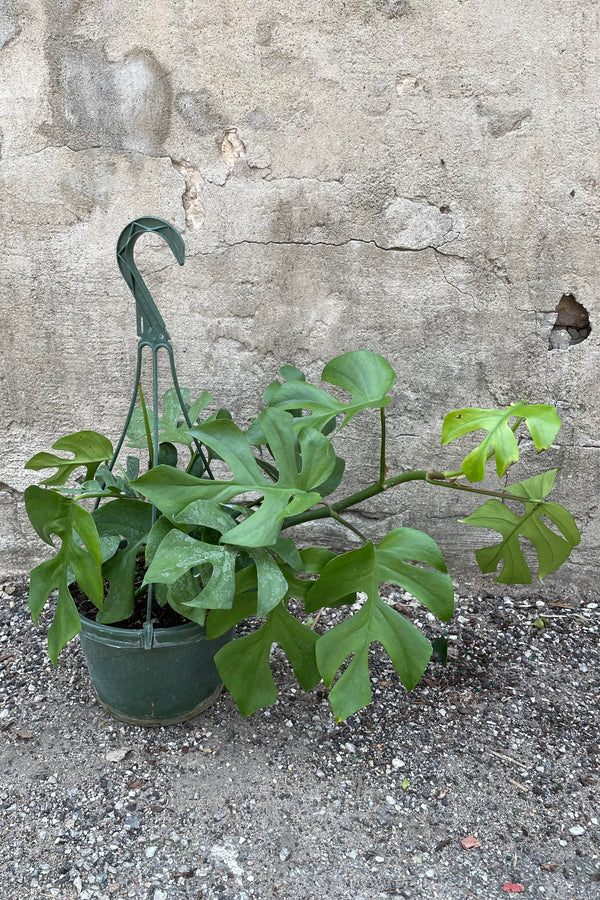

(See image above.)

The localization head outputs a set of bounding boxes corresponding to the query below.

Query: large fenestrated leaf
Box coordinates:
[306,530,454,619]
[92,499,153,623]
[460,470,580,583]
[306,531,454,722]
[25,431,114,486]
[256,350,396,434]
[214,603,320,716]
[132,407,336,547]
[127,387,212,448]
[441,403,561,482]
[24,486,103,663]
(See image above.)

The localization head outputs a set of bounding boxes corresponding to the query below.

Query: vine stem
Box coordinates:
[282,468,537,531]
[328,508,369,543]
[378,407,387,487]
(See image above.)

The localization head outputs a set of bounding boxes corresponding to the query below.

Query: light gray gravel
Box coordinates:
[0,579,598,900]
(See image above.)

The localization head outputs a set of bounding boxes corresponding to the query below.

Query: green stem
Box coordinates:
[282,464,537,532]
[282,470,428,529]
[378,408,387,487]
[138,382,154,469]
[328,509,369,543]
[424,476,533,504]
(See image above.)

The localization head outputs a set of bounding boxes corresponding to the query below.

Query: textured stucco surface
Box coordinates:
[1,0,599,594]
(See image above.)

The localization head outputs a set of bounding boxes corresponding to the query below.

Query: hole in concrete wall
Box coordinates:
[548,294,591,350]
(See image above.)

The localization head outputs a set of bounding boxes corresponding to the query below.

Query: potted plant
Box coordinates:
[22,219,580,726]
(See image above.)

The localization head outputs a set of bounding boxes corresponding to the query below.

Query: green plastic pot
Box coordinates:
[79,615,233,726]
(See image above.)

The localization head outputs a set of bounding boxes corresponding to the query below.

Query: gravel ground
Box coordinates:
[0,579,598,900]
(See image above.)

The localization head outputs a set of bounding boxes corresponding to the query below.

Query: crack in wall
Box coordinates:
[433,253,480,309]
[212,237,468,259]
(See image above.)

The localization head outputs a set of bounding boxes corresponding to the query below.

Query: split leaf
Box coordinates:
[214,603,320,716]
[25,431,114,487]
[261,350,396,433]
[461,470,580,583]
[307,530,454,721]
[144,529,237,610]
[133,407,336,547]
[92,499,153,623]
[442,403,561,482]
[25,486,103,663]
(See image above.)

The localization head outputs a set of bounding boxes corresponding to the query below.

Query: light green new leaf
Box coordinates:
[261,350,397,433]
[92,499,153,623]
[24,486,103,663]
[306,531,454,721]
[214,603,320,716]
[460,470,580,583]
[133,407,336,547]
[25,431,114,486]
[441,403,561,482]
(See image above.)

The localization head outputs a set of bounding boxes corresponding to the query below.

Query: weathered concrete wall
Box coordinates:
[1,0,599,596]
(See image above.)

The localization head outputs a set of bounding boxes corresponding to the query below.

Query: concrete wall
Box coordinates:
[1,0,599,596]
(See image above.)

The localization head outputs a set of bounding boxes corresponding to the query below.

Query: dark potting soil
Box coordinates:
[72,557,191,630]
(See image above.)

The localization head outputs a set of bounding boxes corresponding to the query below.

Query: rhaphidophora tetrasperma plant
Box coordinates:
[24,350,579,721]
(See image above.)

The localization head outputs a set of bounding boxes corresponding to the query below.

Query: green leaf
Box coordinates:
[143,529,237,609]
[263,350,396,433]
[271,537,303,570]
[158,442,178,467]
[306,532,453,721]
[133,408,336,548]
[170,498,238,534]
[214,603,320,716]
[263,364,306,407]
[280,546,354,606]
[206,591,258,638]
[441,403,561,482]
[431,636,448,665]
[317,593,432,723]
[25,431,114,486]
[252,550,288,616]
[92,499,153,623]
[460,470,580,583]
[162,571,207,626]
[127,387,212,448]
[24,486,103,663]
[306,530,454,620]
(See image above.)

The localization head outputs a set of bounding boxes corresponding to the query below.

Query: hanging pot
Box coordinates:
[78,615,233,726]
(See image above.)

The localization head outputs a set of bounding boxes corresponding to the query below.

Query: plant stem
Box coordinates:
[138,382,154,469]
[378,408,387,487]
[328,509,369,543]
[282,463,537,532]
[282,470,428,529]
[424,476,533,503]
